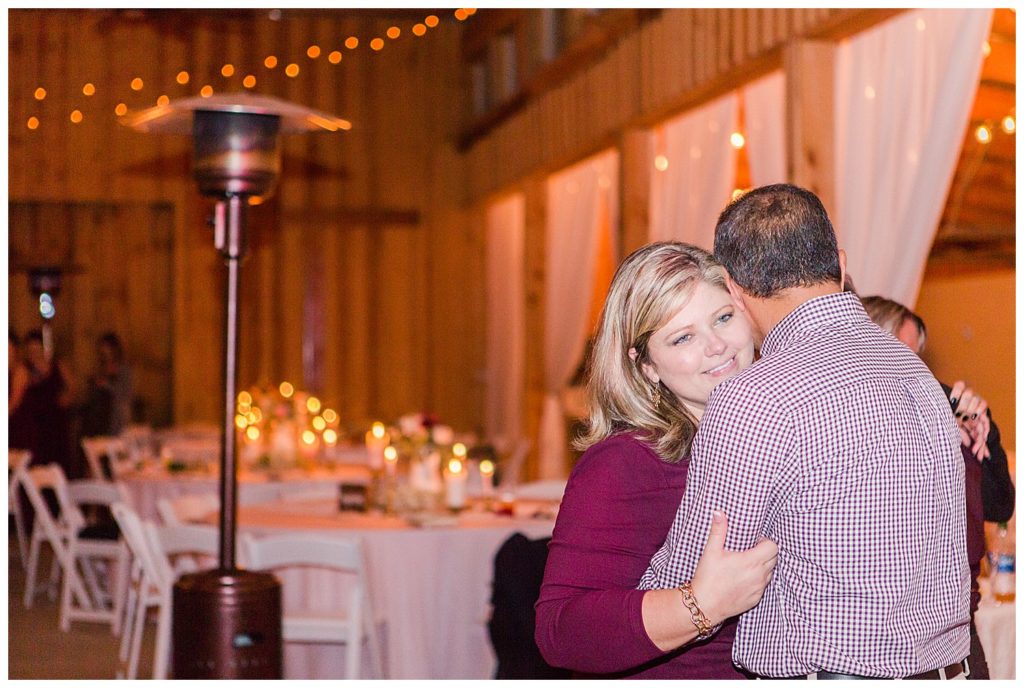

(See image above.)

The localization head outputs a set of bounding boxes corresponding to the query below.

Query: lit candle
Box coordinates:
[383,445,398,478]
[365,421,388,471]
[300,429,319,458]
[445,457,468,510]
[479,459,495,498]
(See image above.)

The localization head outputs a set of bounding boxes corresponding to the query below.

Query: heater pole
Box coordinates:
[215,195,246,569]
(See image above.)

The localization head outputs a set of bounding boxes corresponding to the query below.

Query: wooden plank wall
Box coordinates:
[8,9,479,435]
[8,8,904,464]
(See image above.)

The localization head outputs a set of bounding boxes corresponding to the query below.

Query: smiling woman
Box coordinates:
[533,241,776,679]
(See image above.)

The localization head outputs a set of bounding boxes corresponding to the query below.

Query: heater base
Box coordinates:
[172,568,282,679]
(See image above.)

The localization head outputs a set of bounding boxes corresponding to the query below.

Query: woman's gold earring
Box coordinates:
[650,383,661,407]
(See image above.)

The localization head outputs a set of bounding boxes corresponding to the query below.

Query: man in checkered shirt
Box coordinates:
[639,184,971,679]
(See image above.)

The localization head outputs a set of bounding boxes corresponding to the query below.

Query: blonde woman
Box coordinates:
[535,242,777,678]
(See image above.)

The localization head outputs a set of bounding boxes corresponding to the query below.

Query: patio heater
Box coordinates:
[121,93,350,679]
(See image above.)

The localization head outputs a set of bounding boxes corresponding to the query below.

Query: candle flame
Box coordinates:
[453,442,467,458]
[371,421,386,439]
[448,458,464,474]
[384,446,398,462]
[479,459,495,476]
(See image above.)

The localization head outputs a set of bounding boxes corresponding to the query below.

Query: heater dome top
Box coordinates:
[120,92,351,135]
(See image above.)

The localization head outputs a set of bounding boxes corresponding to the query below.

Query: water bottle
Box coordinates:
[990,521,1015,604]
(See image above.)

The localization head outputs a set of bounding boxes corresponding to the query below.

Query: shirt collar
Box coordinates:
[760,291,868,357]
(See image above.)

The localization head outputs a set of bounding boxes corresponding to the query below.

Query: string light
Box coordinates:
[23,10,474,131]
[730,132,746,149]
[654,155,669,171]
[982,41,992,58]
[975,124,992,144]
[1001,115,1015,134]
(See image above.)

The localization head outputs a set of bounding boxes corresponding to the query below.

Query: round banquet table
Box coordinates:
[225,498,556,679]
[120,464,372,521]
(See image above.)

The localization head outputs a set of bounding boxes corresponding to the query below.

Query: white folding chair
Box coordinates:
[156,493,220,526]
[8,449,33,567]
[143,521,221,679]
[20,464,130,633]
[241,533,385,679]
[239,482,282,505]
[110,502,164,680]
[81,436,129,480]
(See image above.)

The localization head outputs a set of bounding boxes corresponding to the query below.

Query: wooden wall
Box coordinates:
[8,9,481,434]
[11,9,1010,476]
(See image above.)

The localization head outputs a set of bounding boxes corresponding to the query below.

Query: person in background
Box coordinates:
[861,294,1015,681]
[535,241,777,678]
[81,331,134,437]
[18,329,78,476]
[9,329,34,451]
[641,184,970,679]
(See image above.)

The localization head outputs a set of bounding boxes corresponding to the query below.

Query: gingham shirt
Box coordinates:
[639,291,971,678]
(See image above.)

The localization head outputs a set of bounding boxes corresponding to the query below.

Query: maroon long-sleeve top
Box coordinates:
[534,433,744,679]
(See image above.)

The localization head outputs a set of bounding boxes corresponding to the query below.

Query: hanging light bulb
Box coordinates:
[1000,115,1015,135]
[654,155,669,172]
[974,124,992,144]
[730,132,746,149]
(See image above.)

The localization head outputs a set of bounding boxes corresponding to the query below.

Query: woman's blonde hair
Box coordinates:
[575,241,728,462]
[860,295,927,353]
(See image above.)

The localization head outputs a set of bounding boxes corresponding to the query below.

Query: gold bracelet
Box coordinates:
[678,581,715,639]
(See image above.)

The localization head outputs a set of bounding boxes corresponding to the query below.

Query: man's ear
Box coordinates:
[838,248,848,289]
[725,274,748,313]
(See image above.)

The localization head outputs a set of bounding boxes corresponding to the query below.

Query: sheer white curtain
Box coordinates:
[835,8,992,305]
[540,150,619,479]
[484,193,526,454]
[649,93,738,249]
[743,71,787,187]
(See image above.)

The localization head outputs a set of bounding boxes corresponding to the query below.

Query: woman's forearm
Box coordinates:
[640,588,704,651]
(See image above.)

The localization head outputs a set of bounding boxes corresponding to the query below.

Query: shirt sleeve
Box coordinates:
[981,412,1015,523]
[534,439,676,674]
[641,381,793,589]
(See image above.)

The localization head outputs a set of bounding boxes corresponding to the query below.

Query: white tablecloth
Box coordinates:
[121,464,371,521]
[975,578,1016,679]
[231,499,556,679]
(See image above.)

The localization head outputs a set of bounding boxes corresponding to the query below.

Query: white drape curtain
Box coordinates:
[539,149,619,479]
[743,71,787,187]
[648,93,738,250]
[834,8,992,306]
[484,193,526,454]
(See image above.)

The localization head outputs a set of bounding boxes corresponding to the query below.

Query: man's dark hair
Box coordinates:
[24,329,43,345]
[713,183,841,298]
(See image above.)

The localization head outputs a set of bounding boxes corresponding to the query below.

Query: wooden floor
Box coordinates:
[7,534,157,680]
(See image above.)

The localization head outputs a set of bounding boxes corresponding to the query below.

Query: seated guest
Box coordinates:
[862,294,1015,680]
[535,242,777,678]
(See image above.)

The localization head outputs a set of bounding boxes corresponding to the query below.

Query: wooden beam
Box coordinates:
[619,128,652,255]
[785,39,837,218]
[279,207,421,226]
